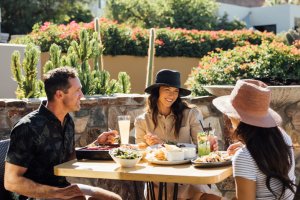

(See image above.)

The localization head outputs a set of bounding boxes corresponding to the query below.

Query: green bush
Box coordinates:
[104,0,245,31]
[186,41,300,96]
[1,0,93,35]
[10,19,279,58]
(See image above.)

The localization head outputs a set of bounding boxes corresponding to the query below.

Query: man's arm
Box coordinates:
[4,162,84,199]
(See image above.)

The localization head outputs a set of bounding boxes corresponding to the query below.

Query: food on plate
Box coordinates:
[154,149,167,161]
[110,148,142,159]
[146,144,186,161]
[193,151,232,163]
[137,142,148,150]
[85,143,119,151]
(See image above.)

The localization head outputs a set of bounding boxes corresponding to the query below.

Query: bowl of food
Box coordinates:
[109,148,142,168]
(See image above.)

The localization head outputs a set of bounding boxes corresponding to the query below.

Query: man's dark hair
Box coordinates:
[43,67,78,101]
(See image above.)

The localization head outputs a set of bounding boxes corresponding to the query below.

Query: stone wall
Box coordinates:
[1,94,300,199]
[0,94,226,147]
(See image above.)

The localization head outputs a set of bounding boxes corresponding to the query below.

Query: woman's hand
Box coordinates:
[208,135,218,151]
[144,133,162,146]
[97,130,119,144]
[227,141,244,156]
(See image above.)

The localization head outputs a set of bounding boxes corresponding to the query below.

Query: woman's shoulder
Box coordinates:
[183,106,201,115]
[233,147,253,163]
[135,112,151,122]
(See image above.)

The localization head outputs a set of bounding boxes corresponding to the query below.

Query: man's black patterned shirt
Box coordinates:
[6,103,75,187]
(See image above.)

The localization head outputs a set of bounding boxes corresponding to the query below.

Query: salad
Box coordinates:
[110,148,141,159]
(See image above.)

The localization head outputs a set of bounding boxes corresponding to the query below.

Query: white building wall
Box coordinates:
[250,4,291,33]
[219,3,300,33]
[290,4,300,29]
[218,3,250,21]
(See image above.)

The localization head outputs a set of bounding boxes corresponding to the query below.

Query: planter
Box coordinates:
[203,85,300,109]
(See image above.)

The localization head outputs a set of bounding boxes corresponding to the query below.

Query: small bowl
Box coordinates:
[109,148,142,168]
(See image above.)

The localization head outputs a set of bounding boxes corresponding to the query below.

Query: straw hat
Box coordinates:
[212,79,282,128]
[145,69,191,96]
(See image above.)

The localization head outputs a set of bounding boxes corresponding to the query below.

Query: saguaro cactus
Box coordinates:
[11,44,44,99]
[43,44,62,73]
[146,28,156,88]
[94,17,104,71]
[118,72,131,94]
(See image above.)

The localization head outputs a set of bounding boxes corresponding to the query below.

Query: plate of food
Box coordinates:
[76,143,120,160]
[191,151,232,168]
[146,144,194,165]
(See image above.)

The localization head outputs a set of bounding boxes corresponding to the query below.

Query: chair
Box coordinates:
[0,139,12,200]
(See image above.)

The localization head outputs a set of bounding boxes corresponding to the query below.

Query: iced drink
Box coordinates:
[118,115,130,144]
[197,132,210,156]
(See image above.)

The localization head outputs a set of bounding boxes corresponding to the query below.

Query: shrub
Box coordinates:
[186,41,300,96]
[104,0,245,31]
[1,0,92,35]
[10,19,279,58]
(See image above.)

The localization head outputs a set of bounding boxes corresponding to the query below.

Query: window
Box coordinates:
[254,24,276,34]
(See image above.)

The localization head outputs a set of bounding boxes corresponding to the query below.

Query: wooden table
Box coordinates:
[54,159,232,185]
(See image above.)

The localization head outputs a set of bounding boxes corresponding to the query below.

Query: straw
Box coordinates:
[207,123,211,135]
[199,120,205,130]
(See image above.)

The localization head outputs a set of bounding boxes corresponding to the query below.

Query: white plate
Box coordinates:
[147,158,191,165]
[148,143,196,150]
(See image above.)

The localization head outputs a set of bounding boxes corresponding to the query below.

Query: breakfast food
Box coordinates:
[193,151,232,163]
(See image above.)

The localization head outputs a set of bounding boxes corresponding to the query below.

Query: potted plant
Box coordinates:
[186,41,300,108]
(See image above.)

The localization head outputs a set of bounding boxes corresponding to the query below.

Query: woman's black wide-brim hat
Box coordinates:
[144,69,191,96]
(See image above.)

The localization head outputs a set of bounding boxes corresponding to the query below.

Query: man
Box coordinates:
[4,67,121,200]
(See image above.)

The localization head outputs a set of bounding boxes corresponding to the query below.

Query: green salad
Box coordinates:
[110,148,141,159]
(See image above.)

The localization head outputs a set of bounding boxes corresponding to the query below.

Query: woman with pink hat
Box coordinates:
[213,79,296,199]
[134,69,220,200]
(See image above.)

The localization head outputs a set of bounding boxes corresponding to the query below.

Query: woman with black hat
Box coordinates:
[134,69,220,200]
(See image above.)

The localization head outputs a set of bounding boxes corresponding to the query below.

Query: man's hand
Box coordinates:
[53,184,85,200]
[144,133,162,146]
[227,141,244,156]
[97,130,119,144]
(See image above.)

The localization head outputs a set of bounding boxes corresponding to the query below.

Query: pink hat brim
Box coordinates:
[213,95,282,128]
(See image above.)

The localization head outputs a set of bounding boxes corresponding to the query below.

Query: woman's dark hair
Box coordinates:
[146,87,189,137]
[43,66,78,101]
[234,122,295,198]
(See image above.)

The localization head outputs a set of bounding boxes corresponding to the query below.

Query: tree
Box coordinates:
[0,0,93,34]
[104,0,245,30]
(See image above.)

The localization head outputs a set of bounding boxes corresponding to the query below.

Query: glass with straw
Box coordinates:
[197,121,212,156]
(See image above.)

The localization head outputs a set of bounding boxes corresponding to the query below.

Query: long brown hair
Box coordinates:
[234,122,295,198]
[146,87,190,137]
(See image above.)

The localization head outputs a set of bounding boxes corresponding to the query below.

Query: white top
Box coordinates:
[233,128,295,200]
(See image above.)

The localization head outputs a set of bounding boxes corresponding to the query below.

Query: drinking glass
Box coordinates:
[117,115,131,144]
[197,132,210,156]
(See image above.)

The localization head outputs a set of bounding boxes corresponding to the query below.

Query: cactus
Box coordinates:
[67,30,97,94]
[11,44,44,99]
[92,70,110,95]
[94,17,105,71]
[146,28,156,88]
[40,28,131,96]
[286,29,300,45]
[43,44,62,73]
[118,72,131,93]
